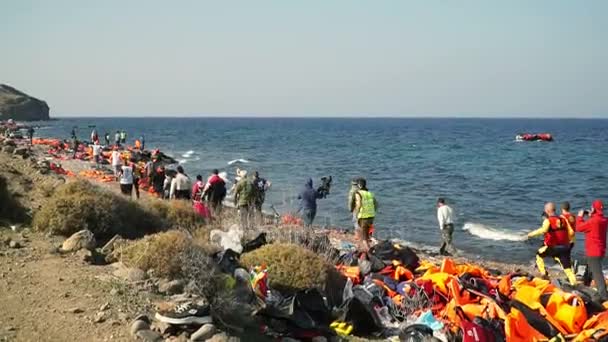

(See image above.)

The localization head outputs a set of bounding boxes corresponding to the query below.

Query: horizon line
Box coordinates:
[50,114,608,119]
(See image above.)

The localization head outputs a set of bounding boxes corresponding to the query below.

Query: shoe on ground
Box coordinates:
[154,302,212,325]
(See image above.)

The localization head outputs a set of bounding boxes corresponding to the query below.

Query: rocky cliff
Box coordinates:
[0,84,50,121]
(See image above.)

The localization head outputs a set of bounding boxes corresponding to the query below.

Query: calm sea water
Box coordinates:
[33,117,608,263]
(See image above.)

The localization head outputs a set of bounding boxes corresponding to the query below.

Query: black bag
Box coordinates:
[259,289,331,331]
[339,286,385,335]
[242,233,267,253]
[369,240,420,270]
[214,249,241,275]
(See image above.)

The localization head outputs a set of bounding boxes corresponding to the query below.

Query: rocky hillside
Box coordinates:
[0,84,50,121]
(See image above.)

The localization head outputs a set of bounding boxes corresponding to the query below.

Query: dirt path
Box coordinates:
[0,230,156,342]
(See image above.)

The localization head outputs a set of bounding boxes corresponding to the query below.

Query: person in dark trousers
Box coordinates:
[129,158,141,199]
[437,198,456,256]
[27,126,34,145]
[353,178,378,252]
[577,200,608,300]
[104,132,110,146]
[203,169,227,215]
[253,171,272,225]
[297,178,324,228]
[114,131,121,147]
[140,135,145,151]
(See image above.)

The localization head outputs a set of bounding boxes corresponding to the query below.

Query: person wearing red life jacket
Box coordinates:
[527,202,576,285]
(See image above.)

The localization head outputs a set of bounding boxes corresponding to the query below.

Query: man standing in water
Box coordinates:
[437,198,456,256]
[527,202,576,285]
[353,178,377,252]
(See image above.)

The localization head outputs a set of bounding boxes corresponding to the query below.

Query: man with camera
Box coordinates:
[576,200,608,300]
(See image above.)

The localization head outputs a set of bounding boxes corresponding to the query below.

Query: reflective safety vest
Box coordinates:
[544,216,570,247]
[357,190,376,219]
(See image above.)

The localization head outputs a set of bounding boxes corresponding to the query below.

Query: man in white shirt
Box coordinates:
[119,160,134,197]
[170,166,191,200]
[91,142,102,169]
[437,198,456,256]
[111,148,122,181]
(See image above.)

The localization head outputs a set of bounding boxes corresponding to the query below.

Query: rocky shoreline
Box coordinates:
[1,132,597,342]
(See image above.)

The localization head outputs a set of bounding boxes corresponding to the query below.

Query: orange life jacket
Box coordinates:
[544,215,570,247]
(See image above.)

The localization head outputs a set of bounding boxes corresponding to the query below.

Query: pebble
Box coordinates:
[109,288,120,296]
[93,311,108,323]
[9,241,21,249]
[99,302,110,311]
[5,326,15,332]
[157,278,185,295]
[190,323,216,341]
[68,307,84,314]
[129,319,150,337]
[135,329,163,342]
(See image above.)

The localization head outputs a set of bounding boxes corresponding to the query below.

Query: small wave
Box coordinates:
[182,150,195,158]
[177,159,188,164]
[228,158,250,165]
[462,222,527,242]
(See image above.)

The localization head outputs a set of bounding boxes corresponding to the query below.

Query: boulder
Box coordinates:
[61,229,96,252]
[0,84,50,121]
[2,146,15,154]
[136,329,163,342]
[157,279,185,295]
[13,147,29,157]
[112,263,147,282]
[190,324,216,341]
[130,319,151,337]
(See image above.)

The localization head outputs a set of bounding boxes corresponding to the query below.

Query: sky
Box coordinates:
[1,1,607,117]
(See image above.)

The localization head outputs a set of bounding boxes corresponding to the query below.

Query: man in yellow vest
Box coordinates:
[353,178,378,252]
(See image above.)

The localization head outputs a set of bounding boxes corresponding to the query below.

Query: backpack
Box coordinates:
[207,179,227,202]
[456,307,503,342]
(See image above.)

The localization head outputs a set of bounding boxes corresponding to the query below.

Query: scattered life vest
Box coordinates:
[544,216,570,247]
[358,190,376,219]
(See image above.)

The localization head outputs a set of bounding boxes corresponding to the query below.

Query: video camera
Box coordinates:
[317,176,332,199]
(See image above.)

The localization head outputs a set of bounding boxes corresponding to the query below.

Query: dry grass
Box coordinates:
[240,242,332,293]
[143,199,206,232]
[33,180,163,239]
[116,230,192,278]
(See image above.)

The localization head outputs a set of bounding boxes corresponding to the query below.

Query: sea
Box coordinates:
[31,117,608,264]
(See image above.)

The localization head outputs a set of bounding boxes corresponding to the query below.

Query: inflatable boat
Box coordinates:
[515,133,553,142]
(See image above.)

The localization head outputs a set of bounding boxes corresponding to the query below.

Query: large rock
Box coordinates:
[112,263,147,282]
[61,230,96,252]
[0,84,50,121]
[157,279,185,295]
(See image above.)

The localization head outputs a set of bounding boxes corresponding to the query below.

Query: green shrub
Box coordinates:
[33,180,162,239]
[117,230,192,278]
[144,199,206,231]
[240,243,332,293]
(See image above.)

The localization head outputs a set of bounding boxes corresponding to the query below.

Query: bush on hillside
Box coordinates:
[240,243,332,293]
[33,180,162,239]
[144,199,206,232]
[116,230,192,278]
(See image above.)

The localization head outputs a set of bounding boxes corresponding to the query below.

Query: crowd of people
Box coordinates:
[74,126,608,300]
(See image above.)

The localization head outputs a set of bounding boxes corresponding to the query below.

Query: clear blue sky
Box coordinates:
[2,0,606,117]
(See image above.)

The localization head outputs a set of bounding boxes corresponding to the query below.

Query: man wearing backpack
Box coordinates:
[252,171,271,225]
[203,169,227,216]
[234,170,256,230]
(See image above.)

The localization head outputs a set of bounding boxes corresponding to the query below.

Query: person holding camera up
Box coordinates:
[353,178,377,252]
[298,178,325,228]
[576,200,608,300]
[526,202,577,285]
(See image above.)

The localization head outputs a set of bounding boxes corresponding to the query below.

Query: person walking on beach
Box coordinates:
[151,165,166,198]
[140,135,145,151]
[120,130,127,144]
[119,158,135,198]
[234,170,256,230]
[91,141,102,169]
[27,126,35,145]
[114,131,121,147]
[576,200,608,300]
[297,178,324,229]
[203,169,227,216]
[437,198,456,256]
[348,177,364,231]
[353,178,377,252]
[90,128,98,143]
[130,158,141,199]
[527,202,576,285]
[560,201,576,248]
[170,166,191,200]
[72,136,80,159]
[111,147,122,180]
[253,171,271,225]
[104,132,110,146]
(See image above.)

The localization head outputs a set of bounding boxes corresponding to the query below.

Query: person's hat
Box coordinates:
[593,200,604,212]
